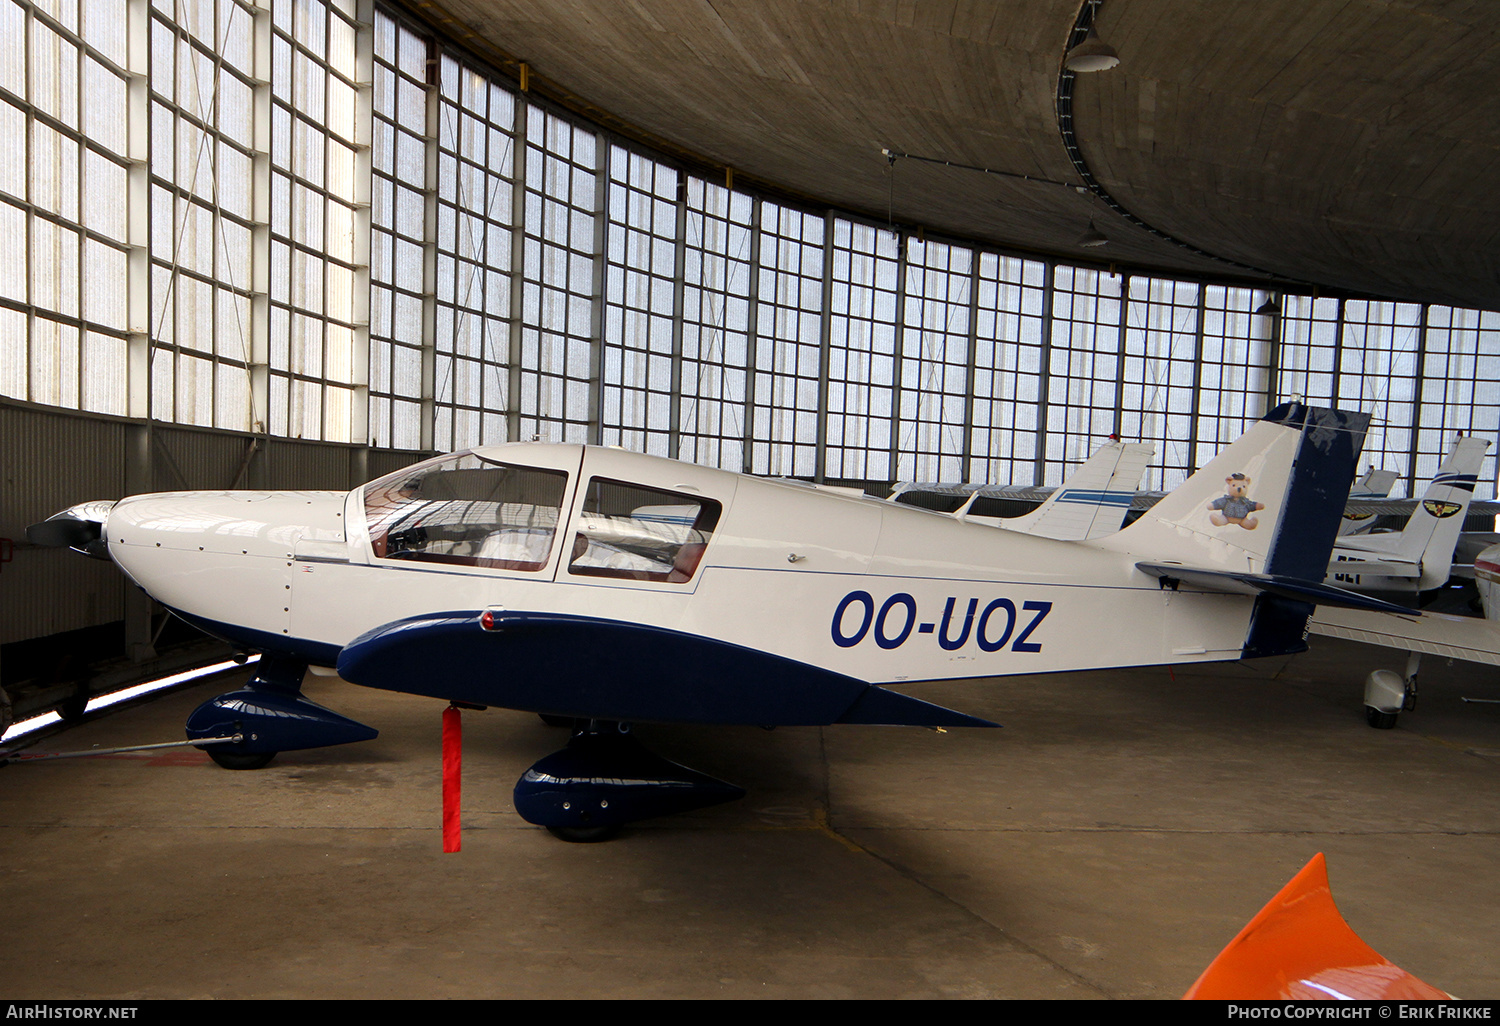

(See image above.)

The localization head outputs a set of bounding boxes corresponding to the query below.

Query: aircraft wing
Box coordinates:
[337,610,1000,728]
[890,481,1057,503]
[1309,606,1500,668]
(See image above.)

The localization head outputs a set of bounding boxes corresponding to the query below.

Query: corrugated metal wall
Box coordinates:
[1,398,431,650]
[368,448,426,481]
[1,403,130,645]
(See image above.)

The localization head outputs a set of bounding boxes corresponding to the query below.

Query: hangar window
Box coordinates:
[363,453,568,571]
[568,479,720,583]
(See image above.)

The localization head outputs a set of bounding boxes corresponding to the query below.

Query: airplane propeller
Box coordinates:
[25,501,114,560]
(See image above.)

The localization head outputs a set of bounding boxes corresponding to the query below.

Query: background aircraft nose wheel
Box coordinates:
[1363,655,1419,730]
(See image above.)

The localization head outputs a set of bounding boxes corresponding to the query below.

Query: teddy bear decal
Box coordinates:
[1208,472,1265,530]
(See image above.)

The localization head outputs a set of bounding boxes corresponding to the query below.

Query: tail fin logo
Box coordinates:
[1422,499,1462,519]
[1208,473,1268,530]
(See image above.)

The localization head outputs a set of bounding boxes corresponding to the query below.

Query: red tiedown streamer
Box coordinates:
[442,705,462,852]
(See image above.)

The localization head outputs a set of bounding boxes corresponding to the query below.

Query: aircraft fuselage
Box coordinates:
[103,443,1258,693]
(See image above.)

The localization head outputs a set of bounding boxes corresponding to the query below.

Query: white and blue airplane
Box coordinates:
[1323,435,1489,596]
[28,403,1408,839]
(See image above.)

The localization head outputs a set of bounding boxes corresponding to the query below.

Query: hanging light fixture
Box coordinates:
[1077,219,1109,247]
[1064,24,1120,73]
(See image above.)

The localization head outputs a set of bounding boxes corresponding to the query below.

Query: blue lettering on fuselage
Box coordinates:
[832,590,1052,653]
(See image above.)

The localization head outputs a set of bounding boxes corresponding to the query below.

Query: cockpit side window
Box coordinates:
[568,478,721,583]
[364,453,568,571]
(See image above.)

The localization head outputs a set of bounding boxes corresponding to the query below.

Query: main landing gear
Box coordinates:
[185,655,378,767]
[513,720,745,842]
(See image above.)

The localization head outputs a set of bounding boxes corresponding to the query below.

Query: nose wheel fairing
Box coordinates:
[186,656,378,764]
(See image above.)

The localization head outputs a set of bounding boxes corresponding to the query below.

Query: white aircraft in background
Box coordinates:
[1324,435,1489,596]
[887,438,1153,543]
[28,403,1405,840]
[1292,435,1498,731]
[953,438,1154,541]
[1477,547,1500,620]
[1337,466,1401,535]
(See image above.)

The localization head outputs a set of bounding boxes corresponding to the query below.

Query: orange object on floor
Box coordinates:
[1184,853,1449,1000]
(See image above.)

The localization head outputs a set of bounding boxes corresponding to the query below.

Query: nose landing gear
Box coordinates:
[186,655,379,767]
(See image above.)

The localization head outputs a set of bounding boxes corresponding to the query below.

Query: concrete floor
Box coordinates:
[2,637,1498,1000]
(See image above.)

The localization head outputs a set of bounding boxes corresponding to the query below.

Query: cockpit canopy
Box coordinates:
[362,449,721,582]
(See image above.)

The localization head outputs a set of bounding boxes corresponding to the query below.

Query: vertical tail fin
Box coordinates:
[1396,436,1488,588]
[1102,404,1372,659]
[1104,403,1369,581]
[1335,435,1489,589]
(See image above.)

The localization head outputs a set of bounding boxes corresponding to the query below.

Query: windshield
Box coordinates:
[363,453,568,572]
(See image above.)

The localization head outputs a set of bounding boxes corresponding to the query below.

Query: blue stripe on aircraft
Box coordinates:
[1055,490,1135,506]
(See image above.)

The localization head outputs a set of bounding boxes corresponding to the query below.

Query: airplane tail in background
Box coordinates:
[1352,467,1400,499]
[1390,436,1488,589]
[1338,467,1400,535]
[998,439,1153,541]
[1327,435,1489,591]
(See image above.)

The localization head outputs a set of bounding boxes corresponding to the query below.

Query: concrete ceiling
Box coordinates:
[398,0,1500,310]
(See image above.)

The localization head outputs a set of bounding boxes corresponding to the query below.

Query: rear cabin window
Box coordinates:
[568,478,721,583]
[364,454,568,572]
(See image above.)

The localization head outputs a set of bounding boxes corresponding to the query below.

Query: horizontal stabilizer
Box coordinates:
[338,610,993,728]
[1136,563,1414,615]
